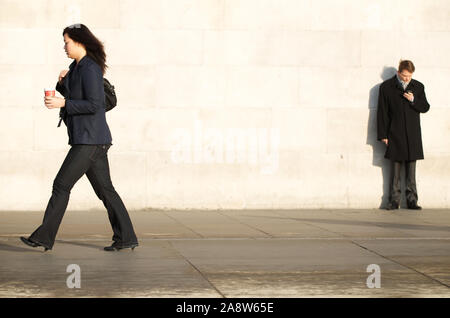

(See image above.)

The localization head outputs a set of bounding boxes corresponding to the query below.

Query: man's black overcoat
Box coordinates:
[377,75,430,161]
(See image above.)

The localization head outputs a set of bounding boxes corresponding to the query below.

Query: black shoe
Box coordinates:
[20,237,51,251]
[386,202,399,210]
[407,202,422,210]
[104,242,139,251]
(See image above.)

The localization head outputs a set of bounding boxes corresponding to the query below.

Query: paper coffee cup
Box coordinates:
[44,88,55,97]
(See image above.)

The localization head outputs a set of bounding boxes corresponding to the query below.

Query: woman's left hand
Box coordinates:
[44,96,65,109]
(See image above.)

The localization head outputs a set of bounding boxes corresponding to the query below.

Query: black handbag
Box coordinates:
[103,78,117,112]
[57,75,117,127]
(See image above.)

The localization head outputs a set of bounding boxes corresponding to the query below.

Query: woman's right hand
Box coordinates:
[58,70,69,83]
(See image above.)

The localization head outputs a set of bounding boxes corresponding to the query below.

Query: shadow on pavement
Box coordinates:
[55,240,105,250]
[251,215,450,232]
[0,241,43,253]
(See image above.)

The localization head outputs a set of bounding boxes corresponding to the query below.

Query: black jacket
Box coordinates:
[56,55,112,145]
[377,75,430,161]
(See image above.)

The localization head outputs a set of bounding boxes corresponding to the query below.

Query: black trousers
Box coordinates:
[389,160,418,205]
[29,145,138,249]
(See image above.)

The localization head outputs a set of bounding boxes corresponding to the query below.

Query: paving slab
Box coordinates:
[353,239,450,287]
[163,211,269,238]
[274,209,450,238]
[0,240,220,298]
[219,210,338,238]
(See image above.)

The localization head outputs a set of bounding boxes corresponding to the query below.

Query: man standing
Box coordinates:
[377,60,430,210]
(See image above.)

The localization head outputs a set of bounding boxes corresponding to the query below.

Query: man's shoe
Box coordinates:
[104,242,139,251]
[407,202,422,210]
[20,237,51,251]
[386,202,399,210]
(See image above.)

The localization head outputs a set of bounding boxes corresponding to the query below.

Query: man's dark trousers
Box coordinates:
[29,145,138,249]
[389,160,418,205]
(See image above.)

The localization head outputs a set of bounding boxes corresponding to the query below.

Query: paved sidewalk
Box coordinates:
[0,209,449,297]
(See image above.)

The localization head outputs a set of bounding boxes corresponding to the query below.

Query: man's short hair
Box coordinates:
[398,60,415,73]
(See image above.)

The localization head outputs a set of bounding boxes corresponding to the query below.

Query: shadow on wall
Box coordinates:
[367,66,396,209]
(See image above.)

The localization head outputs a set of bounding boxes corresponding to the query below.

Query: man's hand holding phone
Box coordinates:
[403,90,414,102]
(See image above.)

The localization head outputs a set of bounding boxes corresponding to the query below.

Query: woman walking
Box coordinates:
[20,24,138,252]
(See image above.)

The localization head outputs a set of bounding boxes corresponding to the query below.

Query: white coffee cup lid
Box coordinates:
[44,88,55,91]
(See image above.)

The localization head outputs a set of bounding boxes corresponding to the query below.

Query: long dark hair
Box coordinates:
[63,24,107,74]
